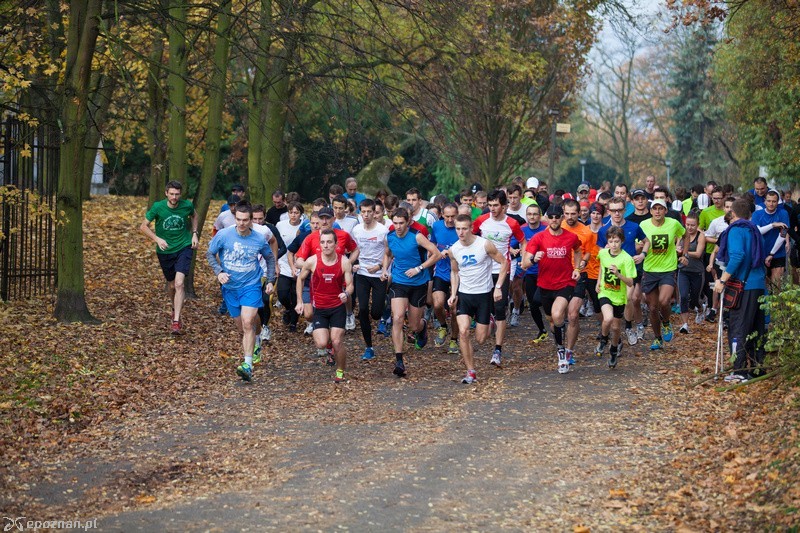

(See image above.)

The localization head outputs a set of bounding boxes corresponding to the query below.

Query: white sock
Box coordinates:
[245,356,253,366]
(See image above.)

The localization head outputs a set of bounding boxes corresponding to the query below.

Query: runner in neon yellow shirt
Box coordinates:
[595,226,636,368]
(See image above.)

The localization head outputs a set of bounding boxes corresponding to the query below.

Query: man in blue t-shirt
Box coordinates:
[429,203,460,352]
[519,203,548,341]
[752,189,790,290]
[207,204,276,382]
[343,177,368,213]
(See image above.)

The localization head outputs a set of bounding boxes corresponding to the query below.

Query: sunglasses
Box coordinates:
[609,208,623,213]
[546,214,562,219]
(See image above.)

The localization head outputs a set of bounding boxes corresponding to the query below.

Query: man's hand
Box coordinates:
[157,237,169,251]
[367,264,381,274]
[339,292,348,303]
[493,287,502,302]
[404,267,419,278]
[634,253,645,265]
[713,279,725,294]
[294,302,304,314]
[765,255,773,267]
[448,294,457,308]
[534,251,544,263]
[265,282,274,295]
[217,272,230,284]
[571,269,580,281]
[191,233,199,249]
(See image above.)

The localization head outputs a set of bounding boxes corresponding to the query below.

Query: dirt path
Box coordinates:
[5,318,717,531]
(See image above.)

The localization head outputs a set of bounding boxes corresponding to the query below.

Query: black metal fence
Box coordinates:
[0,115,59,301]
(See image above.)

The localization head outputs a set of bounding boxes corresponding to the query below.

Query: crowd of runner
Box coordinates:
[141,174,798,385]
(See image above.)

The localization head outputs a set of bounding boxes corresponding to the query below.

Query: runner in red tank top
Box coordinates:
[295,229,354,383]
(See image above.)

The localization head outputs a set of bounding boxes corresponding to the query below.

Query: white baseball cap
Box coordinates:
[650,199,668,209]
[526,177,539,189]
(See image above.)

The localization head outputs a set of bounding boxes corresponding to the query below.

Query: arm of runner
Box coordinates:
[190,212,199,249]
[205,235,229,284]
[341,257,355,301]
[381,238,393,282]
[139,218,169,251]
[349,248,361,271]
[485,240,508,302]
[448,256,460,308]
[414,232,442,271]
[294,256,315,314]
[521,238,537,270]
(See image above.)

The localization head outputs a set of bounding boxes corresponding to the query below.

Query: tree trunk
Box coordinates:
[54,0,101,323]
[246,0,273,205]
[147,38,168,207]
[82,72,116,200]
[258,63,289,205]
[166,0,187,185]
[187,0,232,298]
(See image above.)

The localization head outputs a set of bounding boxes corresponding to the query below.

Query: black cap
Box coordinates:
[227,194,239,205]
[318,206,334,218]
[471,182,483,194]
[231,183,245,192]
[545,204,563,218]
[631,188,647,198]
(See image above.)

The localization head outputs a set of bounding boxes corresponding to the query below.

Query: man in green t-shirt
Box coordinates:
[698,188,725,253]
[639,199,685,351]
[595,225,636,368]
[140,180,199,335]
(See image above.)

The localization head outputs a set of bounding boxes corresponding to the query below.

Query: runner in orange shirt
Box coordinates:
[560,199,593,365]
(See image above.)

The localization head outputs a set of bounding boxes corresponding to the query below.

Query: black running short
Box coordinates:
[389,282,428,308]
[313,304,346,330]
[432,276,451,295]
[598,297,625,319]
[456,291,492,325]
[539,286,573,316]
[157,245,193,282]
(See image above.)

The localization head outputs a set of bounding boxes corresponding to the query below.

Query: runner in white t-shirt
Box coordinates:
[275,202,305,331]
[350,199,390,361]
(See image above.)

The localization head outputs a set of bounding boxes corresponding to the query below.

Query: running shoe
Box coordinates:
[595,338,608,357]
[448,339,459,354]
[393,359,406,377]
[724,373,749,383]
[334,369,346,383]
[361,347,375,361]
[608,346,618,369]
[557,348,569,374]
[345,313,356,331]
[533,330,548,344]
[679,323,689,334]
[315,348,327,358]
[695,305,707,324]
[567,349,576,366]
[585,304,594,317]
[662,322,674,342]
[671,303,680,315]
[377,319,389,337]
[636,323,645,340]
[509,311,520,327]
[424,307,432,323]
[260,324,271,343]
[304,323,314,336]
[326,349,335,366]
[625,328,637,346]
[434,326,447,347]
[650,338,663,351]
[705,308,717,323]
[461,370,477,384]
[414,319,428,349]
[236,362,253,382]
[252,341,262,364]
[171,320,182,335]
[490,349,502,367]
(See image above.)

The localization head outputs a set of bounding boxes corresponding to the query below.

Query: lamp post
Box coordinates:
[580,159,587,183]
[548,109,560,184]
[665,159,672,191]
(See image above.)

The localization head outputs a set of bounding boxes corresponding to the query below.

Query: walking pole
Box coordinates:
[715,300,724,377]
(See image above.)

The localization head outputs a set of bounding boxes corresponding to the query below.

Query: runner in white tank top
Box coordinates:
[448,214,508,384]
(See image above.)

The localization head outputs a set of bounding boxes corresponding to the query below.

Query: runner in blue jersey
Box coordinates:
[381,207,442,377]
[206,204,276,382]
[429,203,460,353]
[520,203,548,341]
